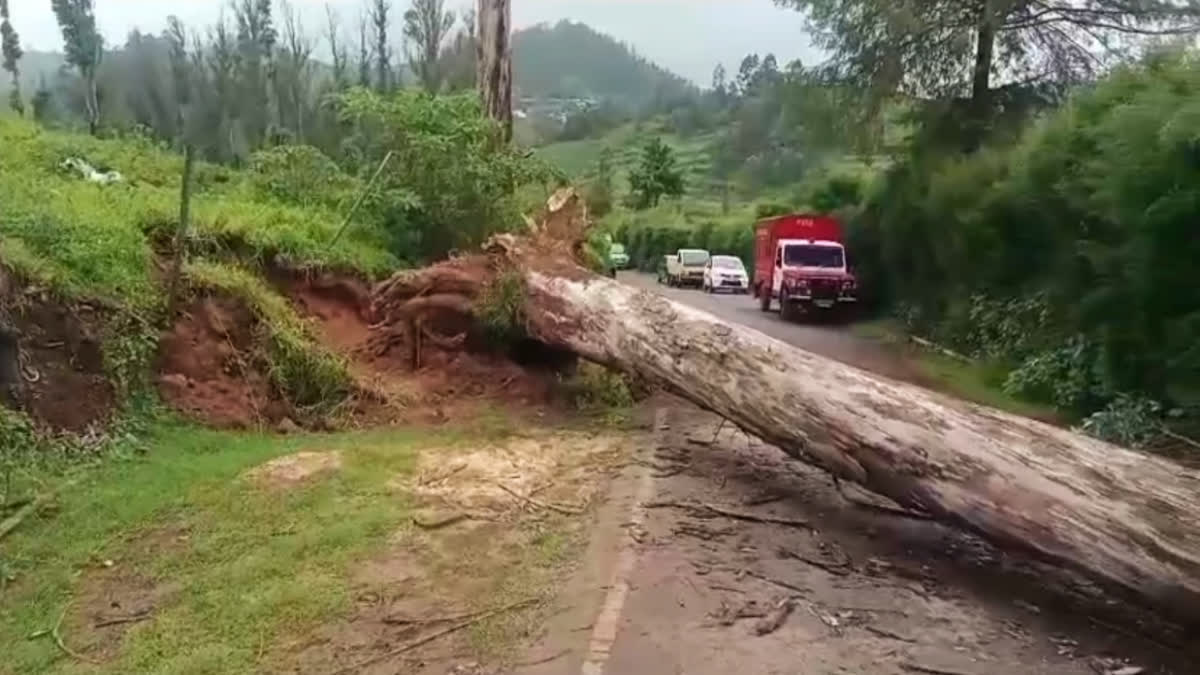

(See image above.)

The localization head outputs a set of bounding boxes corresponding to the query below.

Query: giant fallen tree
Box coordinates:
[369,189,1200,626]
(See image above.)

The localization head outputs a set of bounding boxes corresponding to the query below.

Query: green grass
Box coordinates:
[853,319,1061,422]
[0,115,397,313]
[0,422,517,675]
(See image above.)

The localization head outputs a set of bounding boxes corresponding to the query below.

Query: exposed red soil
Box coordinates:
[0,285,116,432]
[156,296,289,429]
[282,272,566,426]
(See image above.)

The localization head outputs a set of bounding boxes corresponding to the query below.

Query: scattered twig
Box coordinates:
[710,418,728,444]
[643,501,810,530]
[1160,427,1200,451]
[418,464,466,486]
[496,483,584,516]
[329,150,394,248]
[909,335,972,363]
[382,608,487,626]
[862,624,916,643]
[514,648,571,667]
[411,513,470,530]
[900,663,972,675]
[94,611,153,629]
[51,601,97,664]
[0,488,61,541]
[778,547,853,577]
[741,494,783,507]
[744,571,807,595]
[330,598,538,674]
[835,605,910,616]
[753,598,795,636]
[1,496,32,513]
[708,584,745,594]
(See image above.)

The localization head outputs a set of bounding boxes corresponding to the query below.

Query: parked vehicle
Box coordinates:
[666,249,710,287]
[752,213,857,320]
[656,255,672,284]
[609,243,630,269]
[702,255,749,294]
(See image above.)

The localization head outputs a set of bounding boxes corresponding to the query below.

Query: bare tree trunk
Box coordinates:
[86,72,100,136]
[475,0,512,142]
[370,190,1200,626]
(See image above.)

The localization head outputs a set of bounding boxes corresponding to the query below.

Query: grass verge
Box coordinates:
[853,318,1061,422]
[0,420,533,675]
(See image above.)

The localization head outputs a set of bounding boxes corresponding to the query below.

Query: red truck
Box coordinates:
[752,213,858,321]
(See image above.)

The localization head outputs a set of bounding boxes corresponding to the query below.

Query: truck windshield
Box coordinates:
[680,251,710,266]
[784,245,844,268]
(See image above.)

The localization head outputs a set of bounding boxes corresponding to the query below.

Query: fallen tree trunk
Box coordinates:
[371,190,1200,625]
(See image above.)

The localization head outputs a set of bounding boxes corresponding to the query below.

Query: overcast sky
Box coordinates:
[8,0,820,84]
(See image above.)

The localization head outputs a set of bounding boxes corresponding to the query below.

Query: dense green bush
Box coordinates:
[333,89,561,262]
[851,50,1200,421]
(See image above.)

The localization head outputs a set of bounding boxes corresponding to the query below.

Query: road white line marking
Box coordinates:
[580,407,664,675]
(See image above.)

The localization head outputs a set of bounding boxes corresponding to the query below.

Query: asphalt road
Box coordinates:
[618,271,927,384]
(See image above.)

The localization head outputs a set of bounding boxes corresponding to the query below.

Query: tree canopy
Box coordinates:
[629,137,684,209]
[775,0,1200,103]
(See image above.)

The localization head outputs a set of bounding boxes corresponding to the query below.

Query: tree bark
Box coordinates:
[475,0,512,142]
[370,190,1200,626]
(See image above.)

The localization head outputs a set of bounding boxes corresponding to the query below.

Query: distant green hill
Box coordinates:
[514,21,696,108]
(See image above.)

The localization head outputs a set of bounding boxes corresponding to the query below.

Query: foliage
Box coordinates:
[0,115,395,313]
[1003,335,1104,413]
[560,362,635,414]
[476,268,527,344]
[50,0,102,133]
[775,0,1200,104]
[1079,394,1164,448]
[334,87,560,260]
[853,50,1200,423]
[248,144,357,209]
[184,260,354,413]
[0,0,22,115]
[584,147,616,218]
[629,137,684,209]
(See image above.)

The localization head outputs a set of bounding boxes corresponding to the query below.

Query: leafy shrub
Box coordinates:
[852,50,1200,419]
[1078,394,1163,447]
[1002,335,1104,412]
[249,145,358,209]
[476,269,526,344]
[560,362,635,412]
[333,88,561,261]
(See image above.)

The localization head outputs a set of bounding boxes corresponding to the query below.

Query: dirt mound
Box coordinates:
[0,279,115,432]
[244,450,343,487]
[156,296,289,429]
[283,272,566,424]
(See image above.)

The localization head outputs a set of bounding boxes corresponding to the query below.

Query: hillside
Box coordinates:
[513,21,696,108]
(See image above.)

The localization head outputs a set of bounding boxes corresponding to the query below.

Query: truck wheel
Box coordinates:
[758,287,771,312]
[780,292,796,322]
